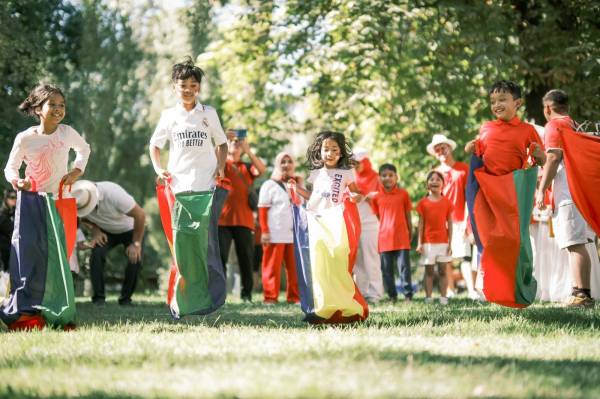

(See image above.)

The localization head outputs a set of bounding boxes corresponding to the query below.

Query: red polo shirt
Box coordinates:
[544,115,574,150]
[416,196,453,244]
[478,117,543,176]
[372,187,412,252]
[436,161,468,222]
[219,160,259,230]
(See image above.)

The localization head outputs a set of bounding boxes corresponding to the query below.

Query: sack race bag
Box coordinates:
[467,154,538,308]
[0,190,76,329]
[54,182,78,258]
[157,178,230,319]
[291,185,368,324]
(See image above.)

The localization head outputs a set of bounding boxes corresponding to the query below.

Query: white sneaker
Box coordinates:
[439,297,449,305]
[424,297,433,304]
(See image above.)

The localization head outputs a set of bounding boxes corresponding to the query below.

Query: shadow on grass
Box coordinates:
[367,297,600,331]
[72,296,600,332]
[2,348,600,398]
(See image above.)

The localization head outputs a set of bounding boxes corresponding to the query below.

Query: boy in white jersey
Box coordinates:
[149,57,227,193]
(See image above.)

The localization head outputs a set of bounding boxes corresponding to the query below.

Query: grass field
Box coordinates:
[1,295,600,398]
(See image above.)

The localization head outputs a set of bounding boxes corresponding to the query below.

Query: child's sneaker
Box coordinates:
[424,297,433,304]
[439,297,449,306]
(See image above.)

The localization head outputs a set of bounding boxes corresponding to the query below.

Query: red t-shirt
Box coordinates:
[416,196,453,244]
[436,161,468,222]
[478,117,543,176]
[372,187,412,252]
[218,160,259,229]
[544,115,574,150]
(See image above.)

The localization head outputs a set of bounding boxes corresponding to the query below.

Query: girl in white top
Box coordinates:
[295,131,363,208]
[292,131,366,323]
[258,152,302,303]
[4,84,91,195]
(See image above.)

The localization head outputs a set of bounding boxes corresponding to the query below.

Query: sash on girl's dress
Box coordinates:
[156,180,229,319]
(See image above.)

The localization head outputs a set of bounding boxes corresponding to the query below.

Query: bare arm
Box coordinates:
[216,143,227,179]
[240,140,267,175]
[149,145,171,181]
[125,204,146,263]
[531,143,547,166]
[535,150,561,209]
[446,218,453,255]
[416,216,424,253]
[126,204,146,244]
[347,182,364,203]
[405,210,413,242]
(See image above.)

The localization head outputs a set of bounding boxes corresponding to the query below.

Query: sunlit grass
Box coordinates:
[1,295,599,398]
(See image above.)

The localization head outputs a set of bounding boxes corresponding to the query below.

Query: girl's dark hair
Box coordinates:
[426,170,445,184]
[172,56,205,83]
[306,130,354,170]
[18,83,65,118]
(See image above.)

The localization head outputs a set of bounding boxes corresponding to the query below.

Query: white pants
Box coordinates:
[353,217,384,302]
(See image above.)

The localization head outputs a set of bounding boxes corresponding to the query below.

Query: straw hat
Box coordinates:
[70,180,99,217]
[426,134,457,156]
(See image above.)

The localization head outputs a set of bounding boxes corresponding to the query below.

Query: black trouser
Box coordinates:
[90,229,142,304]
[218,225,254,300]
[0,241,10,272]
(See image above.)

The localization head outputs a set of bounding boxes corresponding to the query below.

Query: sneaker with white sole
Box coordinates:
[424,297,433,304]
[439,297,449,305]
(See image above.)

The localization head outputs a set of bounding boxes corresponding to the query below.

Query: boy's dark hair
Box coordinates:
[488,80,522,99]
[18,83,65,118]
[426,170,445,184]
[379,163,397,174]
[306,130,354,170]
[543,89,569,114]
[172,56,205,83]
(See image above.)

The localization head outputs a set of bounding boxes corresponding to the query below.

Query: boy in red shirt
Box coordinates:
[465,80,545,172]
[371,164,413,302]
[535,89,595,307]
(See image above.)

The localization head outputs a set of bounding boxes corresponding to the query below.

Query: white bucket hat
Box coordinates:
[353,147,369,161]
[426,134,457,156]
[70,180,99,217]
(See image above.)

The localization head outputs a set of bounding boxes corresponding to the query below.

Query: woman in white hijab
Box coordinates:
[257,152,301,304]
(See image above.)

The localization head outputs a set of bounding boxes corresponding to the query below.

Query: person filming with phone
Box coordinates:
[218,128,266,302]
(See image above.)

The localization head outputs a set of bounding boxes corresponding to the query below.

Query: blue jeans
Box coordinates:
[380,250,412,299]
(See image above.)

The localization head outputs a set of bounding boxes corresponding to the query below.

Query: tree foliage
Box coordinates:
[1,0,598,287]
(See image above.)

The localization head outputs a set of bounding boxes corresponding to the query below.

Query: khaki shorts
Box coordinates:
[554,202,594,249]
[419,243,452,265]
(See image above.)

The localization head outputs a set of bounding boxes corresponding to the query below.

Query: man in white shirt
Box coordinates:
[72,180,146,306]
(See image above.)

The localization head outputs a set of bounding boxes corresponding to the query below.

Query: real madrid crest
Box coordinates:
[202,118,209,128]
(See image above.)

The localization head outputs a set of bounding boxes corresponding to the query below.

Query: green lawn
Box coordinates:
[1,295,599,398]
